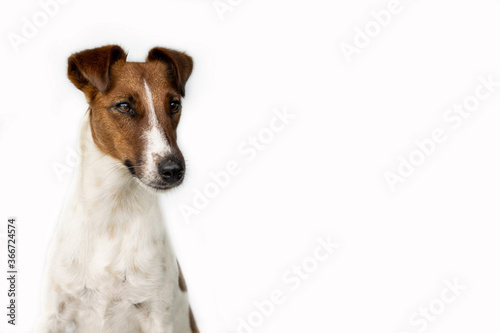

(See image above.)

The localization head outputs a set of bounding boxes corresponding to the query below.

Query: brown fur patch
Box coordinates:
[178,260,187,292]
[88,60,183,178]
[58,301,66,313]
[189,307,199,333]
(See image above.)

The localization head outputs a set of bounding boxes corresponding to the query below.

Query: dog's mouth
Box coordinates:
[124,159,136,176]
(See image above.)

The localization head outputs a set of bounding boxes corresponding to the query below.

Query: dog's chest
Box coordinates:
[52,191,178,320]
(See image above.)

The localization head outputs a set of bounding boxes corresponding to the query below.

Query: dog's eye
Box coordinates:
[170,101,181,114]
[116,102,131,113]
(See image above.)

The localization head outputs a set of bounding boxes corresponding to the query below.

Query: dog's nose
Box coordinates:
[158,158,184,183]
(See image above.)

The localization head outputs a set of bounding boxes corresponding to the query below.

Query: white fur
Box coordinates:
[142,80,172,186]
[35,114,192,333]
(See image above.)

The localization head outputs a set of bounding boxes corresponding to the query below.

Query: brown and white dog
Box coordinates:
[35,45,199,333]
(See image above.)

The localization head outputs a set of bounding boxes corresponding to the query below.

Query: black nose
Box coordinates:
[158,158,184,183]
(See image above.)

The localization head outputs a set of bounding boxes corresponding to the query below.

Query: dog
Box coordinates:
[36,45,199,333]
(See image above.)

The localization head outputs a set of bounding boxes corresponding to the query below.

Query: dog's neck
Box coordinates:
[72,112,160,229]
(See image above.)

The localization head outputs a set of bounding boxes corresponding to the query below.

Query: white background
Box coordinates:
[1,0,500,332]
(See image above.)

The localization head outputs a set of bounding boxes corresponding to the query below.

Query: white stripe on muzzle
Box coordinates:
[142,80,171,181]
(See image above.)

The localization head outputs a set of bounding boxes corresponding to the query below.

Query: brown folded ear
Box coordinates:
[68,45,127,94]
[147,47,193,97]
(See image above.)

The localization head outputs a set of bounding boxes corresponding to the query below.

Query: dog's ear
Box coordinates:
[147,47,193,97]
[68,45,127,94]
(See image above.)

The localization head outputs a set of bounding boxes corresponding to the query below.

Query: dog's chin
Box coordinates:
[134,177,184,193]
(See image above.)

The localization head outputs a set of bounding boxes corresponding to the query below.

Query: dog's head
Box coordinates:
[68,45,193,191]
